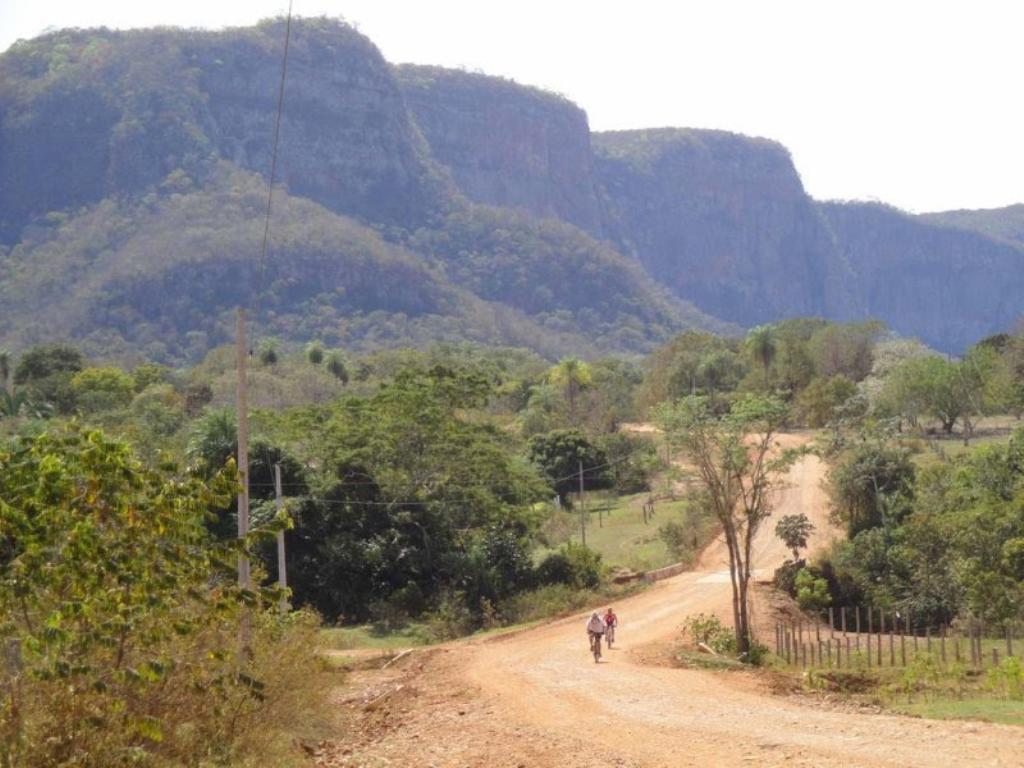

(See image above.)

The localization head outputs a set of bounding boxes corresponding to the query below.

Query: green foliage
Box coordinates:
[822,427,1024,627]
[282,365,548,622]
[797,375,858,427]
[597,431,656,494]
[306,342,325,366]
[70,366,135,413]
[130,362,170,393]
[775,513,815,560]
[682,613,736,654]
[527,429,612,504]
[11,344,84,414]
[828,440,916,536]
[325,351,349,384]
[795,568,832,612]
[534,542,604,589]
[986,656,1024,700]
[0,425,320,766]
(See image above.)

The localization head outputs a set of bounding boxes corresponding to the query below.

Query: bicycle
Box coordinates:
[589,631,603,662]
[605,624,615,649]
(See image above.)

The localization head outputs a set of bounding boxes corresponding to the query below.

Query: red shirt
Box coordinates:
[604,613,617,627]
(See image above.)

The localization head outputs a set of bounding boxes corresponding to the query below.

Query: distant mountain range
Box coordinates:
[1,18,1020,361]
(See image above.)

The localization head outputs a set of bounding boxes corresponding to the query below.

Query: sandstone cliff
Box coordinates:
[592,128,857,327]
[397,65,606,237]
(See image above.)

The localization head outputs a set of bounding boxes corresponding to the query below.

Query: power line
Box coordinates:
[249,2,294,353]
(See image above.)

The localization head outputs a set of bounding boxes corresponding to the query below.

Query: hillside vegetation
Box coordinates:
[2,17,1023,361]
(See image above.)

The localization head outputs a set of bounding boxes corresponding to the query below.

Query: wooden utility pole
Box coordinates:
[578,459,586,547]
[236,310,251,591]
[274,463,288,613]
[236,310,253,652]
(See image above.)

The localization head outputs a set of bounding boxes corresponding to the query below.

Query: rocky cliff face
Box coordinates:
[820,202,1024,353]
[194,22,453,228]
[592,128,857,327]
[0,19,452,244]
[397,65,606,237]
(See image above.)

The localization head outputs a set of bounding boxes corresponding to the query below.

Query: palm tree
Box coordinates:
[548,357,593,420]
[186,408,237,475]
[325,352,348,384]
[0,387,51,419]
[746,325,777,377]
[306,342,324,366]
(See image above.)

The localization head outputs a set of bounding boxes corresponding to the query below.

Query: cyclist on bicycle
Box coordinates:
[586,611,606,661]
[604,607,618,648]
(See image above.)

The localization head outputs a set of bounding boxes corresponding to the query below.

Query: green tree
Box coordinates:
[797,375,858,427]
[306,341,325,366]
[325,351,349,384]
[0,425,294,765]
[70,366,135,413]
[745,324,777,378]
[655,394,798,654]
[775,513,815,561]
[12,343,84,414]
[548,357,593,421]
[258,339,280,366]
[528,429,611,505]
[828,441,915,536]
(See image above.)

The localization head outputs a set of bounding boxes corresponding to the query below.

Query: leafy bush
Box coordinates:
[682,613,736,654]
[0,425,324,767]
[534,542,604,589]
[987,656,1024,701]
[795,568,832,613]
[772,559,804,596]
[658,520,690,560]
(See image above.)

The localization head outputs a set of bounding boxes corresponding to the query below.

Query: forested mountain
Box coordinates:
[591,128,859,328]
[1,17,1021,360]
[920,204,1024,247]
[820,202,1024,352]
[0,19,722,362]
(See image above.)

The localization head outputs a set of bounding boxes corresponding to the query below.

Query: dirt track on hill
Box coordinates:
[314,434,1024,768]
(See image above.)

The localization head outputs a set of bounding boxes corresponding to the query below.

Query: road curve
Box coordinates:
[460,445,1023,768]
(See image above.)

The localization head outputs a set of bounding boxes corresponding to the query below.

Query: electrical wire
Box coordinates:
[248,1,294,354]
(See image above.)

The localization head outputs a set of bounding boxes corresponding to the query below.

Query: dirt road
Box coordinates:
[318,436,1023,768]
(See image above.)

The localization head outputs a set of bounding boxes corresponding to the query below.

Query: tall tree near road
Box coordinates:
[656,394,798,654]
[745,325,777,379]
[548,357,593,421]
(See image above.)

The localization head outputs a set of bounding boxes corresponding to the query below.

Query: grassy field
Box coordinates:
[320,622,433,650]
[891,698,1024,726]
[907,414,1019,467]
[539,489,716,572]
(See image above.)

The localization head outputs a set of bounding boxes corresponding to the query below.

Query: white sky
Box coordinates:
[2,0,1021,213]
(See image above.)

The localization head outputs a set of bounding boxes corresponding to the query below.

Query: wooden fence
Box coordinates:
[774,607,1019,670]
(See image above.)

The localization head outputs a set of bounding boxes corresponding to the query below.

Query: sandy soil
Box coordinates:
[312,434,1024,767]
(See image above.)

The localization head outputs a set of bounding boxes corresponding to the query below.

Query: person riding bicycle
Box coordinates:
[603,607,618,647]
[586,611,606,660]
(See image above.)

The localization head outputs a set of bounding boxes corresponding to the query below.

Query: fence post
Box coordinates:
[877,609,884,666]
[889,612,896,666]
[1006,625,1013,658]
[846,636,852,668]
[993,648,1000,667]
[775,624,781,656]
[900,616,907,667]
[926,625,932,656]
[801,642,807,668]
[941,625,947,664]
[855,606,861,651]
[829,607,835,639]
[841,606,847,637]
